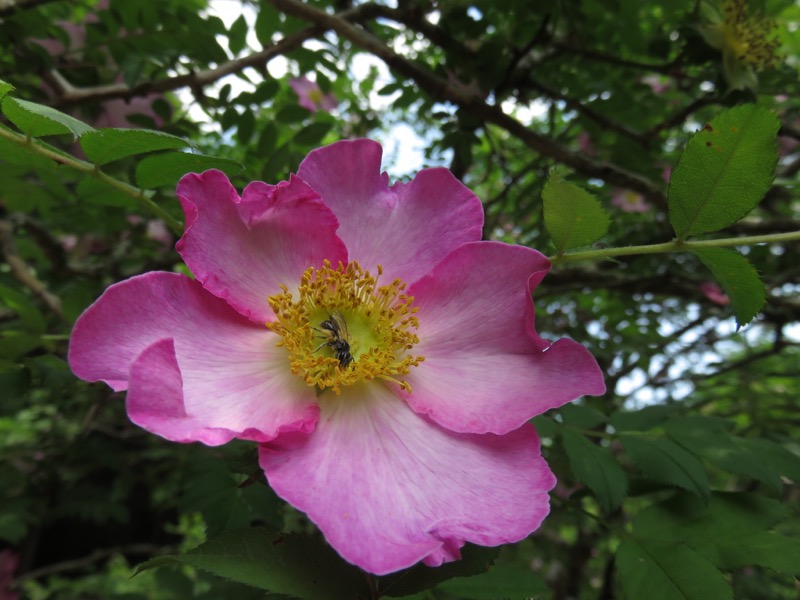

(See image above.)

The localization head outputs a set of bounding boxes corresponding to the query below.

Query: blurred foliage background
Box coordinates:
[0,0,798,598]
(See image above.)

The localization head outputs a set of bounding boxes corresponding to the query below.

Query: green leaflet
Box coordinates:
[668,104,779,239]
[561,429,627,512]
[542,170,609,253]
[135,152,244,188]
[693,247,765,327]
[621,435,710,498]
[136,528,366,599]
[617,539,733,600]
[1,97,95,138]
[80,128,189,165]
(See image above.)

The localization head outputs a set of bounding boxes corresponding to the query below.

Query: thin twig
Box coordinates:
[16,543,176,583]
[0,0,60,17]
[0,218,64,320]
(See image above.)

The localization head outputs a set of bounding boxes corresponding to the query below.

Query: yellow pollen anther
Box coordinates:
[266,260,424,395]
[715,0,780,70]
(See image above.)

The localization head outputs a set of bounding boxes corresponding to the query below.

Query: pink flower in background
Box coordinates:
[577,131,595,156]
[699,282,730,306]
[612,189,652,213]
[0,550,18,600]
[642,75,670,94]
[69,139,604,574]
[779,134,798,158]
[289,76,337,113]
[33,0,166,129]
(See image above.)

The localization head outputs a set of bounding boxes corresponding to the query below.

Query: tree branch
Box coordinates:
[269,0,666,204]
[0,0,60,17]
[47,25,323,107]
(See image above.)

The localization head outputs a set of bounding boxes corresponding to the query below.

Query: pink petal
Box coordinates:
[296,139,484,283]
[126,338,240,445]
[319,93,338,112]
[68,272,319,443]
[289,76,315,96]
[176,170,347,323]
[404,242,605,435]
[259,384,554,575]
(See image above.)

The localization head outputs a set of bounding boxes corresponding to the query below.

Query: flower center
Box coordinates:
[308,88,324,104]
[267,260,424,395]
[718,0,779,70]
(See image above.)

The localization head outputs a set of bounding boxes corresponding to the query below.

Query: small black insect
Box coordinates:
[314,310,354,368]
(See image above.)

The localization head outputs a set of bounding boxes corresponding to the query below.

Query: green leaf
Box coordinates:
[254,4,280,47]
[433,563,548,599]
[228,13,249,55]
[693,247,765,326]
[542,170,610,252]
[721,531,800,574]
[0,79,13,101]
[664,417,782,493]
[135,152,244,189]
[377,545,499,597]
[668,104,779,238]
[0,361,30,403]
[2,97,95,138]
[609,405,677,432]
[0,331,43,359]
[621,435,709,498]
[561,429,627,512]
[179,452,282,538]
[236,109,256,145]
[80,128,189,165]
[531,414,558,439]
[631,492,792,572]
[277,104,312,124]
[735,437,800,482]
[137,528,366,599]
[559,403,607,429]
[0,284,46,333]
[293,122,333,146]
[261,142,291,181]
[616,539,733,600]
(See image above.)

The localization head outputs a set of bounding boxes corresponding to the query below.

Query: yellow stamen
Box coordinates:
[716,0,780,70]
[267,260,424,395]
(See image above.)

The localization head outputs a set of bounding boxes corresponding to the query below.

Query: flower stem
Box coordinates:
[548,230,800,264]
[0,125,184,234]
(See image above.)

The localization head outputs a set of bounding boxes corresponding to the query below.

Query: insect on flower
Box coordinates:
[314,310,354,368]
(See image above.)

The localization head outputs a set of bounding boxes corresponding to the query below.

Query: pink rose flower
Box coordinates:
[611,189,652,213]
[68,139,604,574]
[289,76,338,113]
[699,282,730,306]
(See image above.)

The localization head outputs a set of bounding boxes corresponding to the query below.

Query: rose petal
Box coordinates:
[296,139,483,283]
[404,242,606,434]
[126,338,240,445]
[259,383,554,575]
[177,170,347,323]
[69,272,319,442]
